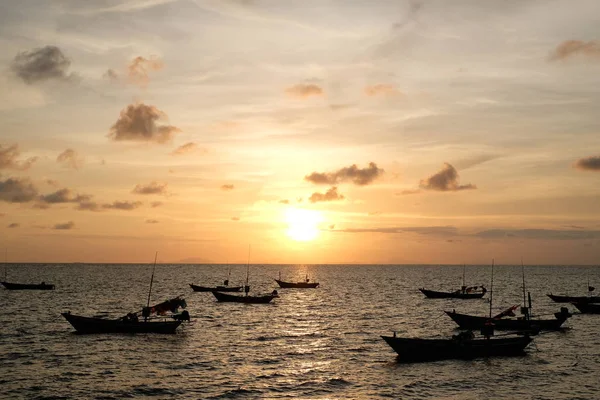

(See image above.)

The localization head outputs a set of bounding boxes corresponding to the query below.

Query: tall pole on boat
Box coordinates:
[245,245,251,296]
[462,264,466,289]
[3,248,7,281]
[521,259,526,309]
[489,259,494,319]
[146,252,158,309]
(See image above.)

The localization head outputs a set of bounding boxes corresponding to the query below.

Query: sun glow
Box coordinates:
[285,208,323,242]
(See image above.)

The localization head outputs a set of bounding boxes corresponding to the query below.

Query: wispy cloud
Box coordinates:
[146,219,159,224]
[309,186,344,203]
[8,223,19,228]
[11,46,75,84]
[0,144,38,170]
[364,84,399,96]
[53,221,75,230]
[334,226,458,236]
[285,84,323,98]
[132,181,168,195]
[150,201,163,208]
[57,148,84,170]
[549,40,600,61]
[475,229,600,240]
[231,217,240,221]
[0,177,39,203]
[305,162,384,186]
[221,184,234,191]
[171,142,204,156]
[109,103,180,144]
[102,201,143,210]
[127,56,163,87]
[419,163,476,192]
[574,156,600,171]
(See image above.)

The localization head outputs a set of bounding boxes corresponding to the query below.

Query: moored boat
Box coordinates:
[212,290,278,304]
[275,271,319,288]
[381,332,533,362]
[61,312,182,334]
[444,308,571,331]
[1,281,55,290]
[419,287,486,299]
[572,302,600,314]
[547,294,600,303]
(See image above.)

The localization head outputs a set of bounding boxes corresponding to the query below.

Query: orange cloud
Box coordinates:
[57,148,84,170]
[364,84,399,96]
[128,55,163,87]
[109,103,180,144]
[221,184,234,191]
[285,83,323,98]
[419,163,476,192]
[0,144,38,170]
[309,186,345,203]
[305,162,384,186]
[132,181,168,195]
[549,40,600,61]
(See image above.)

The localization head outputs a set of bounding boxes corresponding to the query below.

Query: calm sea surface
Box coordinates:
[1,264,599,399]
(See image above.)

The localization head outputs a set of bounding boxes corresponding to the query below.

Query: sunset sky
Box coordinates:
[1,0,599,264]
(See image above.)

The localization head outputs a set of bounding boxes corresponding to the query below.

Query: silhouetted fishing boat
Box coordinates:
[212,290,277,303]
[1,281,55,290]
[275,271,319,288]
[190,284,243,292]
[572,302,600,314]
[446,262,571,331]
[381,332,533,362]
[212,246,278,304]
[547,294,600,303]
[62,253,189,334]
[419,265,486,299]
[1,250,55,290]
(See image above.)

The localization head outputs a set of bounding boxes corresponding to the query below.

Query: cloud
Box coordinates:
[0,177,39,203]
[150,201,163,208]
[11,46,75,84]
[231,217,240,221]
[364,84,399,96]
[335,226,458,237]
[285,83,324,98]
[109,103,180,144]
[475,229,600,241]
[221,184,234,191]
[132,181,168,195]
[279,199,290,204]
[57,148,84,170]
[8,223,19,228]
[102,201,143,210]
[398,189,421,195]
[103,68,119,82]
[305,162,384,186]
[46,179,59,187]
[128,56,163,87]
[574,156,600,171]
[419,163,476,191]
[549,40,600,61]
[53,221,75,230]
[309,186,345,203]
[39,188,74,204]
[146,219,159,224]
[171,142,204,156]
[0,144,38,170]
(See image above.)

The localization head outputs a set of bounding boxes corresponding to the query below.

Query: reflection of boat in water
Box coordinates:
[62,253,189,334]
[420,265,486,299]
[275,272,319,288]
[381,331,533,362]
[1,281,55,290]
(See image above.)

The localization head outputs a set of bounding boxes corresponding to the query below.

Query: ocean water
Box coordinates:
[1,263,599,399]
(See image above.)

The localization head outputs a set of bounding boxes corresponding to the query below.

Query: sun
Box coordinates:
[284,207,323,242]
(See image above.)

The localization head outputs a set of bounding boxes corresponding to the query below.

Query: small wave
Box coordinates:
[208,387,264,399]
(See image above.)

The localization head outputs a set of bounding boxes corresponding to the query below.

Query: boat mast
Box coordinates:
[521,260,526,309]
[489,259,494,319]
[146,252,158,310]
[462,264,466,290]
[245,245,251,296]
[4,248,7,281]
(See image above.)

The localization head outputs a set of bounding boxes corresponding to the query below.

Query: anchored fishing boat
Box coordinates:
[274,271,319,288]
[419,265,486,299]
[1,250,55,290]
[190,267,243,292]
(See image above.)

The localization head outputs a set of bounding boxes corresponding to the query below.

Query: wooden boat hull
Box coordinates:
[190,284,242,292]
[275,279,319,289]
[572,302,600,314]
[381,335,532,362]
[61,312,181,334]
[419,288,485,299]
[547,294,600,303]
[212,291,276,303]
[1,281,55,290]
[444,310,569,331]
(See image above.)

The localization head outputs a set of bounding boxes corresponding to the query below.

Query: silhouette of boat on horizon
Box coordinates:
[381,331,533,362]
[1,281,55,290]
[419,265,486,299]
[212,289,278,303]
[547,293,600,303]
[62,254,189,334]
[275,272,319,288]
[190,283,243,292]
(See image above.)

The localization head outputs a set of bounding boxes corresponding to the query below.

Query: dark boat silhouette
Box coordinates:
[547,294,600,303]
[275,272,319,288]
[1,281,55,290]
[212,290,277,303]
[381,332,533,362]
[190,283,243,292]
[62,253,188,334]
[420,265,486,299]
[572,302,600,314]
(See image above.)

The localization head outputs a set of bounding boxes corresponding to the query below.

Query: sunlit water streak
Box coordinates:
[1,264,599,399]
